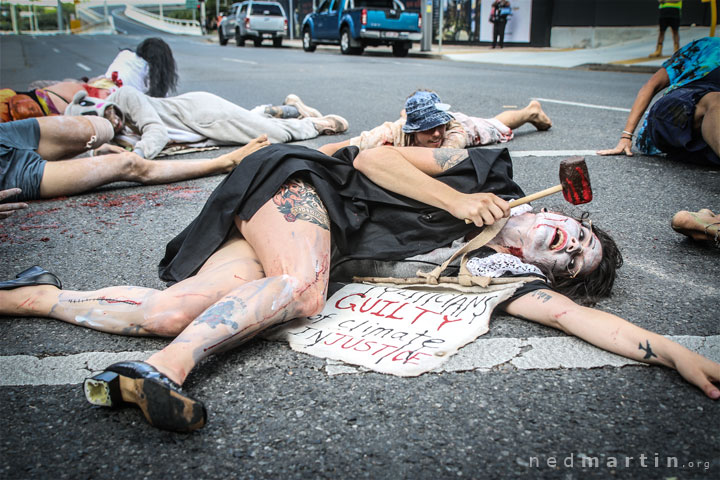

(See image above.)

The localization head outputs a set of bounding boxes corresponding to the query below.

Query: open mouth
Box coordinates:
[549,227,567,250]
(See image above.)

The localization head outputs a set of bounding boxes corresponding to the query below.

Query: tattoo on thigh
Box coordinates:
[433,149,469,170]
[273,179,330,231]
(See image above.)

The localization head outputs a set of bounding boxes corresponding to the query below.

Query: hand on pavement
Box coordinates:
[673,351,720,400]
[0,188,28,220]
[597,137,633,156]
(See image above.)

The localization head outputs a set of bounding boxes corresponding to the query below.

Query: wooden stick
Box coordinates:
[465,185,562,224]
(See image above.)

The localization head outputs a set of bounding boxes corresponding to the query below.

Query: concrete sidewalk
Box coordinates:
[209,26,716,70]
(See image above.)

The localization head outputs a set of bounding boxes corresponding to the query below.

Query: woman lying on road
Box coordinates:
[1,144,718,433]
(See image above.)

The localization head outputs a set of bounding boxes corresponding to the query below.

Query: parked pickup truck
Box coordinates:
[301,0,421,57]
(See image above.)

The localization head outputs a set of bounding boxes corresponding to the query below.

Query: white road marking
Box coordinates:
[2,335,717,384]
[511,150,599,157]
[52,48,60,53]
[76,62,91,72]
[533,97,631,113]
[221,57,259,65]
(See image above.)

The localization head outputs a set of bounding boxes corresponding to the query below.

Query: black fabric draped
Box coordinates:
[158,144,525,284]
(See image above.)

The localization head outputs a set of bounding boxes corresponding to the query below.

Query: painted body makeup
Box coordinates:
[491,212,602,278]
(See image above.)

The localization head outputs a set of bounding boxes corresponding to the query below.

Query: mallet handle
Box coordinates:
[464,185,562,224]
[508,184,562,207]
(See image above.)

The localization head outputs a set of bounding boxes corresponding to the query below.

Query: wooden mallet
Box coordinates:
[465,156,592,223]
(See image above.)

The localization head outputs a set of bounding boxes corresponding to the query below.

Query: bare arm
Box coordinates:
[353,146,509,226]
[505,289,720,399]
[318,139,350,156]
[597,69,670,156]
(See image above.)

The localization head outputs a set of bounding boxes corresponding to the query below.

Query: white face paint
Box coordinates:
[521,212,602,278]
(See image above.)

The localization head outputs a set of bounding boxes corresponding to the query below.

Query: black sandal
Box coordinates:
[84,361,207,433]
[0,266,62,290]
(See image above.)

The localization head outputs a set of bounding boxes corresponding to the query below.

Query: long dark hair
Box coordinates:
[136,38,178,97]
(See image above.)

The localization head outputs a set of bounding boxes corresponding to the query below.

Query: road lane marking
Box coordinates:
[533,97,631,112]
[2,335,717,384]
[511,150,599,157]
[52,48,60,53]
[76,62,91,72]
[221,57,259,65]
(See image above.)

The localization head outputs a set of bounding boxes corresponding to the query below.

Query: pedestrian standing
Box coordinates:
[650,0,682,58]
[489,0,512,49]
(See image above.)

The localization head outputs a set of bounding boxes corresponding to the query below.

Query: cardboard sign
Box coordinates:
[268,283,518,376]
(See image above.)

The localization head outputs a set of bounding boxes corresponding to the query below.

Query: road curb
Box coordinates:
[202,34,658,70]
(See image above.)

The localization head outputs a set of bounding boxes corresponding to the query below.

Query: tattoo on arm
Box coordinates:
[273,179,330,231]
[638,340,658,360]
[432,149,469,170]
[531,290,553,303]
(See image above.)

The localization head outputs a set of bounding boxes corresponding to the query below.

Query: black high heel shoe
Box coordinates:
[84,361,207,433]
[0,266,62,290]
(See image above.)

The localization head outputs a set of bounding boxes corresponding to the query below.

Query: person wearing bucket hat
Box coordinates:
[71,86,348,160]
[0,115,270,206]
[402,91,455,134]
[319,90,551,156]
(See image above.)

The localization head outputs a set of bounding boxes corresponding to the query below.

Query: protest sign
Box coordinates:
[268,283,519,376]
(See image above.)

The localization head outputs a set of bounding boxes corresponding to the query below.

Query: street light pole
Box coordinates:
[438,0,444,52]
[289,0,293,40]
[57,0,64,31]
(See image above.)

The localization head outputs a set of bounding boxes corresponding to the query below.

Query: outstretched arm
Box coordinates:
[505,289,720,399]
[597,69,670,156]
[353,146,509,226]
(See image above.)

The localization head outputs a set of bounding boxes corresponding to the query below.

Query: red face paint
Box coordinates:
[506,246,524,259]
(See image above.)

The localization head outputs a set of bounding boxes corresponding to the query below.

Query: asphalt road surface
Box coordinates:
[1,30,719,480]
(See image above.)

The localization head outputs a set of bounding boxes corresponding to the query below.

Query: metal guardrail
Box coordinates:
[124,5,202,36]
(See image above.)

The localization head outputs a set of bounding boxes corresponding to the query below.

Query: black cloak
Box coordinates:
[158,144,524,284]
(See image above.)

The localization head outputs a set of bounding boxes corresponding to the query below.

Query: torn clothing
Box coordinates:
[348,112,512,151]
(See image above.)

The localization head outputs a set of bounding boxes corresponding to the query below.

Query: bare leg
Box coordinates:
[0,233,265,335]
[36,116,109,160]
[38,135,270,198]
[145,178,332,385]
[671,209,720,244]
[650,27,665,57]
[694,92,720,157]
[671,27,680,52]
[494,100,552,131]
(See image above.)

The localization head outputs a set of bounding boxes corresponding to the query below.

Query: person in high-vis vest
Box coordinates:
[650,0,682,58]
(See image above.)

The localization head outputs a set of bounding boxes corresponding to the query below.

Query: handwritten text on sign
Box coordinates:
[270,283,517,376]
